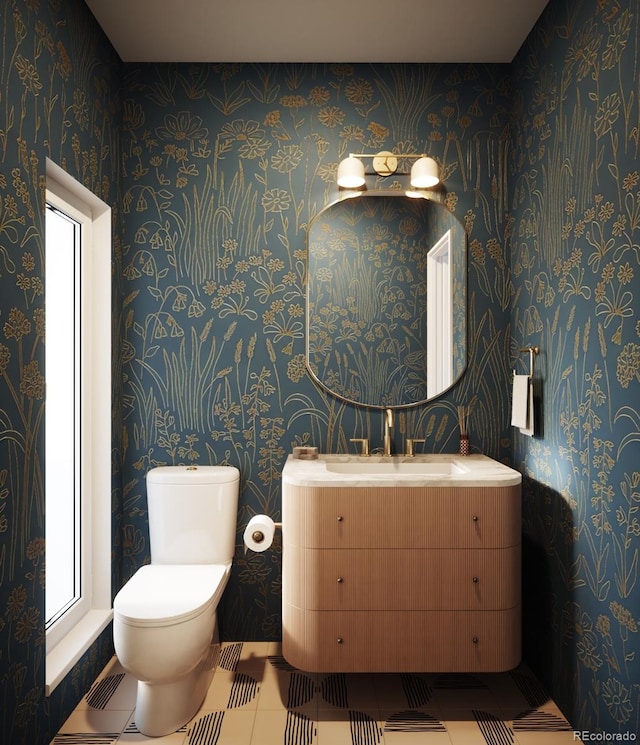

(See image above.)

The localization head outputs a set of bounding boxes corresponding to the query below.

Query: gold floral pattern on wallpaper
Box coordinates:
[117,61,515,650]
[1,0,121,742]
[511,0,640,734]
[1,0,639,741]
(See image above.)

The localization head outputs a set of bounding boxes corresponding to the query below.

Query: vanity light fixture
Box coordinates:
[336,151,440,189]
[336,155,366,188]
[410,156,440,188]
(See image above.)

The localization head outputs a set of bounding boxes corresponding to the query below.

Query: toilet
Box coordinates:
[113,465,239,737]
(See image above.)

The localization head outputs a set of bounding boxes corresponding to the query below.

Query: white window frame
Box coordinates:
[45,159,113,695]
[45,196,84,637]
[426,229,453,398]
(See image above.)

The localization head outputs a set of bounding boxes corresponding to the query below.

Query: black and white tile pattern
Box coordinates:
[51,643,582,744]
[51,736,120,744]
[85,674,126,710]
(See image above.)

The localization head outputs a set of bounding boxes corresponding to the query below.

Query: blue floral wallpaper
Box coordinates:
[511,0,640,736]
[118,60,514,646]
[0,1,123,743]
[1,0,639,741]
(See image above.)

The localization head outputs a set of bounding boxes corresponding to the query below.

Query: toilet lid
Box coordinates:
[114,564,228,627]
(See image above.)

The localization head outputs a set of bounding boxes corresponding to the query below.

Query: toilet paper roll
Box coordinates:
[243,515,276,552]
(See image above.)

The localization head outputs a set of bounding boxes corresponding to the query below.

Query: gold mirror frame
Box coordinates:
[305,191,467,409]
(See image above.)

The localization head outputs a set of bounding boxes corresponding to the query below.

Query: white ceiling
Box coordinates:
[84,0,550,64]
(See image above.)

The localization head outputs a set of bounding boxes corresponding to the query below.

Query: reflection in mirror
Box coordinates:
[306,193,466,408]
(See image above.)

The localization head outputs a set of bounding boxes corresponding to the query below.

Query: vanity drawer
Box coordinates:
[282,605,521,673]
[283,484,520,549]
[284,545,520,611]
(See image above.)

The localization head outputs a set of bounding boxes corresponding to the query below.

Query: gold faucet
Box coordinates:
[383,408,394,456]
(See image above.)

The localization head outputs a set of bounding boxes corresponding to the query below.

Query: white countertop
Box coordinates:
[282,453,522,488]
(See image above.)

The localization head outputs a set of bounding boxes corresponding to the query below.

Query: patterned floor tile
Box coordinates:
[472,708,517,745]
[509,668,553,709]
[316,673,350,710]
[258,658,317,713]
[186,710,257,745]
[315,708,384,745]
[51,646,581,745]
[252,708,317,745]
[374,674,429,710]
[86,671,138,712]
[316,672,379,711]
[512,705,574,734]
[477,673,532,709]
[380,707,451,743]
[117,711,188,744]
[444,710,504,745]
[428,673,503,710]
[200,667,262,711]
[51,707,132,741]
[381,708,447,733]
[515,733,584,744]
[70,658,136,713]
[383,728,452,745]
[235,642,271,666]
[50,736,121,745]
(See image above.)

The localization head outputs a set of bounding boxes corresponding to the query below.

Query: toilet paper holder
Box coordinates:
[243,517,282,554]
[251,523,282,545]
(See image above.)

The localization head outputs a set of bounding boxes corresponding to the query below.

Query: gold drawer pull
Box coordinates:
[337,515,344,522]
[472,636,479,644]
[337,577,344,583]
[472,515,479,522]
[472,576,479,583]
[337,637,344,644]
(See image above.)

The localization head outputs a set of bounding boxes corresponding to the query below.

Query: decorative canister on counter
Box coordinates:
[457,401,474,456]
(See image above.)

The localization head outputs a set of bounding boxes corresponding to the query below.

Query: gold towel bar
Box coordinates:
[517,345,539,378]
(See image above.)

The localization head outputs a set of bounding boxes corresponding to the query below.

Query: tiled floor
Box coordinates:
[51,642,581,744]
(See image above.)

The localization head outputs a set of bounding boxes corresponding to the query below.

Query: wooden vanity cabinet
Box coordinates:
[282,484,521,672]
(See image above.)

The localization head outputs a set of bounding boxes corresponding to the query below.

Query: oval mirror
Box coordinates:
[306,192,466,408]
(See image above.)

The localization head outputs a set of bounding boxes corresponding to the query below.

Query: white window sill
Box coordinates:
[45,609,113,696]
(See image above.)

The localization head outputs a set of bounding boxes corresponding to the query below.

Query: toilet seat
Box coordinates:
[114,564,227,628]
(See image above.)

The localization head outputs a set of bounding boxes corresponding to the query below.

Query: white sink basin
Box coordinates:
[325,460,468,476]
[282,453,522,487]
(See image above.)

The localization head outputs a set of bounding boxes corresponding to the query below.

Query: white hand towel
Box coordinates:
[520,380,535,436]
[511,374,530,429]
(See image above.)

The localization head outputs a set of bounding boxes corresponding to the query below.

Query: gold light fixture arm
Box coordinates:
[348,151,428,177]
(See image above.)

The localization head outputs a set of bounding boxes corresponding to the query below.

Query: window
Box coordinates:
[426,229,453,398]
[45,160,112,694]
[45,202,83,633]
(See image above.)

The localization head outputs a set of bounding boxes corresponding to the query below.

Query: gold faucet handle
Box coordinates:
[405,438,425,457]
[349,438,370,456]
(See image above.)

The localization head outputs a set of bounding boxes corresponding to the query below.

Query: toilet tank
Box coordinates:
[147,465,239,565]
